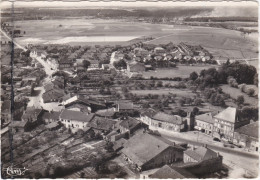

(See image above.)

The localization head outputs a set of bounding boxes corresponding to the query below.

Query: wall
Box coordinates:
[150,119,183,132]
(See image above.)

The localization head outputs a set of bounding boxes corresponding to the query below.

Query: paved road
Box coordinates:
[162,133,259,159]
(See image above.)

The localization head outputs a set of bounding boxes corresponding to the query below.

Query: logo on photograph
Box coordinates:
[3,165,29,177]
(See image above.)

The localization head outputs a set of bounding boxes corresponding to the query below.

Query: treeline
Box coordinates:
[192,61,257,89]
[2,7,212,21]
[185,16,258,22]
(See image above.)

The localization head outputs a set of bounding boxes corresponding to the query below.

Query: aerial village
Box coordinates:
[1,38,259,179]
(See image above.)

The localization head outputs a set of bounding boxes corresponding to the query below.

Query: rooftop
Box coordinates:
[214,107,237,123]
[152,112,183,125]
[195,113,215,124]
[87,116,116,131]
[117,101,134,110]
[184,146,219,162]
[121,133,182,167]
[60,109,94,122]
[235,122,258,139]
[42,111,61,120]
[149,165,196,179]
[119,117,141,130]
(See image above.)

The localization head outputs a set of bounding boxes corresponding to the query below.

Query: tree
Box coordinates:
[156,81,163,88]
[192,107,199,116]
[178,98,185,106]
[237,95,244,105]
[247,88,255,97]
[83,60,90,69]
[190,71,198,81]
[194,98,202,106]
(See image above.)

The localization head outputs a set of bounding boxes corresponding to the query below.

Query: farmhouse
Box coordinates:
[121,133,184,171]
[63,95,106,112]
[42,88,64,103]
[116,101,134,112]
[59,109,94,129]
[87,116,116,133]
[119,117,142,135]
[42,111,61,124]
[233,122,259,152]
[212,107,250,141]
[180,145,223,176]
[141,110,186,132]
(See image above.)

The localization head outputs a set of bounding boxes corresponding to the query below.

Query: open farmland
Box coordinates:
[141,65,216,79]
[131,88,195,97]
[11,18,258,60]
[221,85,258,106]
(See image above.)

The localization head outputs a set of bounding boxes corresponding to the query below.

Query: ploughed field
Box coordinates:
[12,18,258,59]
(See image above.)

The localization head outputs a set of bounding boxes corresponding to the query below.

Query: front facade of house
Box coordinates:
[59,109,94,129]
[194,113,214,136]
[140,111,185,132]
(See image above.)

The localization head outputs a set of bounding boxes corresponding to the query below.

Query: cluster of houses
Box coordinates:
[42,76,65,103]
[139,107,258,152]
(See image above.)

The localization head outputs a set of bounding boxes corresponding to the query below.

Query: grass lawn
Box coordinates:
[221,85,258,106]
[141,65,216,78]
[131,88,195,97]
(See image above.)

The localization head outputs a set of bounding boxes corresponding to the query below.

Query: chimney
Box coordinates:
[157,145,160,149]
[217,152,220,157]
[204,144,207,148]
[192,146,195,150]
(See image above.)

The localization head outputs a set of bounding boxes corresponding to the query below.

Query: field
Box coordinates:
[221,85,258,106]
[131,88,195,97]
[141,65,217,78]
[11,18,258,59]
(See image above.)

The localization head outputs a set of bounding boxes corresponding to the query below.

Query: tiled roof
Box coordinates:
[87,116,116,131]
[214,107,237,123]
[184,146,219,162]
[121,133,180,167]
[119,117,140,130]
[235,122,258,139]
[22,107,43,122]
[149,165,196,179]
[60,109,94,122]
[152,112,183,125]
[117,101,134,110]
[42,111,61,120]
[195,113,214,124]
[141,108,157,118]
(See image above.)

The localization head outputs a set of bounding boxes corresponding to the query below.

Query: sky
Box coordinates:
[0,0,258,9]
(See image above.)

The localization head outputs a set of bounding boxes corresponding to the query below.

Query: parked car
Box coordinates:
[223,143,235,148]
[213,137,221,142]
